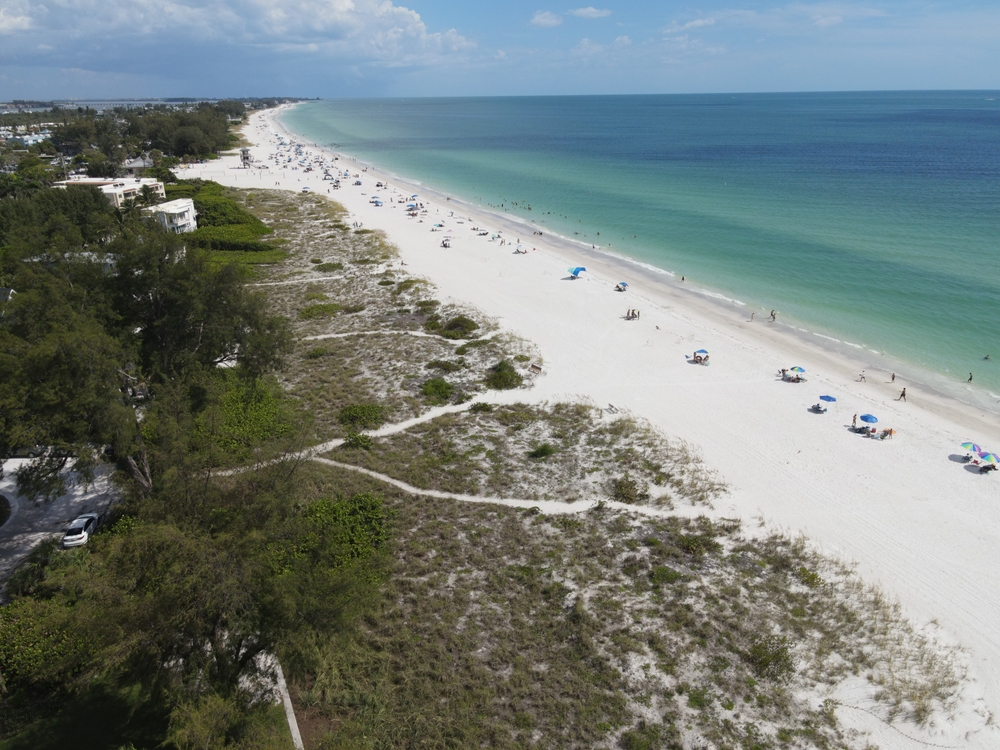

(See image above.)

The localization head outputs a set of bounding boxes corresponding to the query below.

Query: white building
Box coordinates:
[52,177,166,208]
[144,198,198,234]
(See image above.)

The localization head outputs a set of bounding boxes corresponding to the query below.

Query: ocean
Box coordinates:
[279,92,1000,405]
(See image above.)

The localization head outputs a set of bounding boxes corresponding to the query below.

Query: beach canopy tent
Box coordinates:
[568,267,587,277]
[819,395,837,403]
[859,414,878,424]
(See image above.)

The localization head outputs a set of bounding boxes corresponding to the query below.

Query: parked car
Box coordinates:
[62,513,100,548]
[3,444,44,458]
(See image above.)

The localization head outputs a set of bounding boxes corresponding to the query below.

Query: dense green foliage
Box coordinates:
[424,313,479,339]
[166,181,275,252]
[485,359,525,390]
[336,403,386,431]
[0,178,383,746]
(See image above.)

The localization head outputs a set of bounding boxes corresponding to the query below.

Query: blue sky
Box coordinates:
[0,1,997,99]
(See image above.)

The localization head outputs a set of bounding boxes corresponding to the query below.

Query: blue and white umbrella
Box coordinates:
[568,266,586,277]
[618,282,629,288]
[695,349,709,355]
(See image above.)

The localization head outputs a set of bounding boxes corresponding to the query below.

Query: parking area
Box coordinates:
[0,460,116,589]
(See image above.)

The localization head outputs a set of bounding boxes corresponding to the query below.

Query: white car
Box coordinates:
[62,513,99,548]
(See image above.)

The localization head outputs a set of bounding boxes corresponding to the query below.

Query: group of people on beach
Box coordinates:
[625,309,640,320]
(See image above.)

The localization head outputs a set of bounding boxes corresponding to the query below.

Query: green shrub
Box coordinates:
[650,566,682,585]
[420,377,454,404]
[485,360,524,390]
[426,315,479,340]
[342,304,366,314]
[514,354,531,362]
[527,443,557,460]
[299,303,341,320]
[343,432,374,450]
[304,292,328,302]
[378,279,395,286]
[744,634,794,683]
[469,402,494,413]
[687,687,712,709]
[337,403,386,431]
[314,262,343,272]
[355,228,375,234]
[415,299,440,313]
[310,258,322,264]
[305,347,328,359]
[795,566,823,588]
[394,279,421,295]
[426,359,463,373]
[611,475,648,504]
[455,339,491,355]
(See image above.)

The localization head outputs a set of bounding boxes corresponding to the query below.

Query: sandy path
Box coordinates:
[182,108,1000,748]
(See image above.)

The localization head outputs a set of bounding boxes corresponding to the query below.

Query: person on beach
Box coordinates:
[968,373,973,383]
[750,312,755,322]
[859,371,866,382]
[891,372,896,382]
[897,388,906,402]
[852,414,858,428]
[768,310,776,322]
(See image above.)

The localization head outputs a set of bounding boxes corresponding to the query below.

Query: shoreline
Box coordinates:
[181,106,1000,749]
[277,103,1000,419]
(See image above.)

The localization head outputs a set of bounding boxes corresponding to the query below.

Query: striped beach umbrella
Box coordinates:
[790,366,805,373]
[977,452,1000,464]
[962,442,983,453]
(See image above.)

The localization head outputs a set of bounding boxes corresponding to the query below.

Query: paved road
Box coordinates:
[0,460,115,587]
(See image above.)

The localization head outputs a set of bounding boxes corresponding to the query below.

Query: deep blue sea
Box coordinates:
[280,92,1000,402]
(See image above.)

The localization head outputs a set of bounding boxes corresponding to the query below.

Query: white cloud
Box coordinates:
[493,49,507,59]
[0,0,473,65]
[572,37,605,55]
[530,10,563,28]
[813,15,844,27]
[569,7,611,19]
[613,35,631,48]
[0,6,32,34]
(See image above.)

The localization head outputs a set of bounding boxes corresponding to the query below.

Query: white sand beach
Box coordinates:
[181,106,1000,748]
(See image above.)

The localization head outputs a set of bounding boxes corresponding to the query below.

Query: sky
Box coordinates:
[0,1,997,99]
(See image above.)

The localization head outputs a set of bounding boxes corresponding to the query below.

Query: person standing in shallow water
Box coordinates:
[969,373,973,383]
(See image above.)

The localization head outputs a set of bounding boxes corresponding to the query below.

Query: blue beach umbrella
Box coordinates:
[619,282,629,288]
[859,414,878,424]
[819,395,837,403]
[790,366,806,373]
[568,267,586,277]
[411,194,419,198]
[695,349,709,355]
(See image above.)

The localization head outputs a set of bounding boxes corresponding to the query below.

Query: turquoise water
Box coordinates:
[280,93,1000,400]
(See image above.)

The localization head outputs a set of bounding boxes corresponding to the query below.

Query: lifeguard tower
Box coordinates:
[240,147,252,168]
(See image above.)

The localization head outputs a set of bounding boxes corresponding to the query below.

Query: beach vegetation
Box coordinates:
[343,431,374,450]
[298,302,341,320]
[337,403,386,431]
[426,358,464,372]
[469,402,494,413]
[527,442,557,460]
[314,262,343,272]
[420,377,454,404]
[485,359,524,390]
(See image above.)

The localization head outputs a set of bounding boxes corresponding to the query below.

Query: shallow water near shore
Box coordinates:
[280,92,1000,404]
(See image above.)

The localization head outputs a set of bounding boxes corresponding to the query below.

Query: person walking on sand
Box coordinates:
[891,372,896,382]
[750,312,755,322]
[897,388,906,402]
[852,414,858,428]
[768,310,776,322]
[859,371,866,382]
